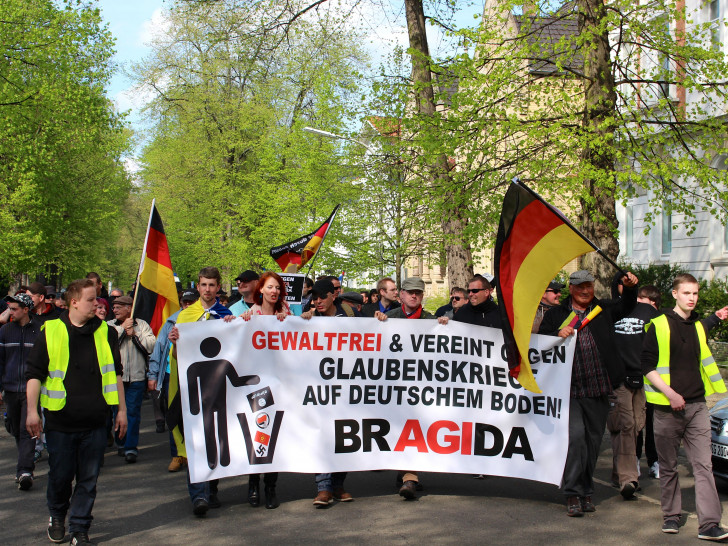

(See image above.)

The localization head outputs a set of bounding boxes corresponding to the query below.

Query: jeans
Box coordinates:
[45,426,106,533]
[186,468,218,503]
[117,380,145,454]
[316,472,347,492]
[162,374,177,457]
[4,391,35,477]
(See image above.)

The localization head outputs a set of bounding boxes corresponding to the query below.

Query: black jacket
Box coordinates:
[453,299,502,328]
[26,314,122,433]
[0,316,41,392]
[361,300,400,318]
[538,285,637,389]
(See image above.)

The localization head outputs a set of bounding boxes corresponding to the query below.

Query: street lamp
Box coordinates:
[302,126,374,153]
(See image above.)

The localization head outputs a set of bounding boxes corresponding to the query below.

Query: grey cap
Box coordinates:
[401,277,425,292]
[569,270,595,286]
[340,291,363,305]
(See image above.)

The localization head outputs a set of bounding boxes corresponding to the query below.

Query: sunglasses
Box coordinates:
[546,289,561,294]
[451,296,463,301]
[468,288,487,294]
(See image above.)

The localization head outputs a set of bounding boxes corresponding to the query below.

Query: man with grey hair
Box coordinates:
[539,269,638,517]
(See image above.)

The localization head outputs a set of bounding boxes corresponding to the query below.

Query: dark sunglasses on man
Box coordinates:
[451,296,463,302]
[468,288,487,294]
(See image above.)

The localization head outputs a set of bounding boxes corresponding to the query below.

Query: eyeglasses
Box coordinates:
[451,296,463,301]
[468,288,487,294]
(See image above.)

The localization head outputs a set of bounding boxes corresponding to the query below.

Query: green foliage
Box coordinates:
[0,0,131,282]
[620,262,689,308]
[696,278,728,342]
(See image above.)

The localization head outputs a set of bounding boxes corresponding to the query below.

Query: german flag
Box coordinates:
[132,201,180,336]
[494,180,595,393]
[270,205,339,272]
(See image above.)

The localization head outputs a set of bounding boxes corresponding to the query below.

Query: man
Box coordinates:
[443,287,467,319]
[453,275,502,328]
[340,292,364,315]
[148,288,199,471]
[539,269,638,517]
[0,293,41,490]
[301,279,355,505]
[27,282,62,324]
[375,276,446,499]
[168,268,231,516]
[54,291,67,311]
[228,270,259,314]
[435,287,459,317]
[301,277,314,309]
[361,277,400,317]
[108,288,124,308]
[360,291,369,304]
[108,295,155,463]
[532,281,564,333]
[25,278,127,545]
[641,274,728,540]
[607,280,661,499]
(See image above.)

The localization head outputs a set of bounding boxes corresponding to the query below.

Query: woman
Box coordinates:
[234,272,291,509]
[95,298,110,320]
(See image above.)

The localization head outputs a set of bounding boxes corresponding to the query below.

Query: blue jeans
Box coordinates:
[162,374,177,457]
[316,472,347,492]
[118,381,145,454]
[186,468,218,503]
[45,426,106,533]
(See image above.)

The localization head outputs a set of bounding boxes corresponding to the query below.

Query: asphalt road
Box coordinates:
[2,398,728,545]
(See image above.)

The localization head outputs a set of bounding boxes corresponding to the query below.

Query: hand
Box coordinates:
[438,316,449,325]
[240,310,253,322]
[300,310,313,320]
[374,311,387,322]
[275,312,288,322]
[0,391,3,403]
[715,306,728,321]
[168,326,179,342]
[223,315,236,323]
[115,409,128,439]
[147,379,157,392]
[121,317,135,336]
[622,272,638,288]
[558,326,575,339]
[26,410,42,438]
[668,392,686,412]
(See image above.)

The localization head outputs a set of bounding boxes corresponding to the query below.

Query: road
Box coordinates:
[2,397,728,545]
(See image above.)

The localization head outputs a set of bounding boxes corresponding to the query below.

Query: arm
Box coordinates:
[645,370,685,411]
[26,378,42,437]
[115,377,127,438]
[137,320,157,353]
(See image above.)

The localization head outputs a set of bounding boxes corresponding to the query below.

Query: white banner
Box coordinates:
[177,317,574,485]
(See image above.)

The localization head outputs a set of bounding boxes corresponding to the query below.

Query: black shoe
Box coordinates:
[117,448,125,457]
[17,473,33,491]
[662,520,679,534]
[265,486,279,509]
[698,525,728,541]
[579,496,596,513]
[399,480,417,500]
[125,452,137,464]
[47,517,65,543]
[70,531,94,545]
[155,420,165,433]
[192,498,209,516]
[248,482,260,507]
[208,493,221,509]
[620,481,637,500]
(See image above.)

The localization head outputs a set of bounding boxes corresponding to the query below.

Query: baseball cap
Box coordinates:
[548,281,565,291]
[181,289,199,302]
[4,294,33,308]
[235,270,259,283]
[311,279,335,299]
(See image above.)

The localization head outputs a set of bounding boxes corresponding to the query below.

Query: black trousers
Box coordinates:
[5,391,36,477]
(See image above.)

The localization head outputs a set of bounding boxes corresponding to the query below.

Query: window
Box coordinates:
[725,222,728,253]
[710,0,721,50]
[662,206,672,254]
[625,205,634,256]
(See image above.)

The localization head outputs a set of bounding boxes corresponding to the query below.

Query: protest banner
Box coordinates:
[176,317,574,485]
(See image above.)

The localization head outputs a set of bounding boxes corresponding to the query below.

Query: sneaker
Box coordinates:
[313,490,333,506]
[192,498,209,516]
[70,531,94,545]
[649,462,660,479]
[620,481,638,500]
[580,496,596,513]
[566,496,583,517]
[662,520,679,534]
[34,449,43,463]
[168,456,187,472]
[698,525,728,541]
[47,517,65,543]
[17,472,33,491]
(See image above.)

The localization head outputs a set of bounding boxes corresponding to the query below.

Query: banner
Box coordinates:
[280,273,305,305]
[176,317,574,485]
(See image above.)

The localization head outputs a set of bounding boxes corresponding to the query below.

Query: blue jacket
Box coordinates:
[147,309,181,388]
[0,317,41,393]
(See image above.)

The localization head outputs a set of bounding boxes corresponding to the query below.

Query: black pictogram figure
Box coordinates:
[187,337,260,469]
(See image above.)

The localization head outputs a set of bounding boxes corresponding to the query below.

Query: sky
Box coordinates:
[95,0,486,167]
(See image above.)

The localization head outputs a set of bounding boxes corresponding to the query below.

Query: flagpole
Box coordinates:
[303,204,340,277]
[512,178,628,277]
[131,199,155,314]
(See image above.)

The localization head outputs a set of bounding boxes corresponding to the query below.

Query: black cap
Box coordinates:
[235,270,259,282]
[311,279,335,299]
[548,281,565,291]
[181,289,199,302]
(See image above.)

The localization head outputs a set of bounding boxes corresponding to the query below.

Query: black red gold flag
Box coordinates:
[270,205,339,272]
[132,201,180,336]
[494,180,595,393]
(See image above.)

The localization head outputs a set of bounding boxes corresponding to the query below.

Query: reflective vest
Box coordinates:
[40,319,119,410]
[644,314,726,405]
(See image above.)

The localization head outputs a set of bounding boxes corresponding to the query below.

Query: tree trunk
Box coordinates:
[577,0,620,297]
[404,0,473,289]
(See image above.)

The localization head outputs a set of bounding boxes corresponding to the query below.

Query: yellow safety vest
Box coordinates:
[40,319,119,410]
[644,314,726,405]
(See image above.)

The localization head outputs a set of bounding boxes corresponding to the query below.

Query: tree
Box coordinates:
[0,0,131,283]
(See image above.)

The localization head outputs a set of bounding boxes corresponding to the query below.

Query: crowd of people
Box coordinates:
[1,267,728,544]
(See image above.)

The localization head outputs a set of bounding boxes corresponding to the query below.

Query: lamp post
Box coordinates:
[302,126,374,153]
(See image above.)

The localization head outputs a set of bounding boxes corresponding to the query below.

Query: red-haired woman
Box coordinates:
[234,271,291,508]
